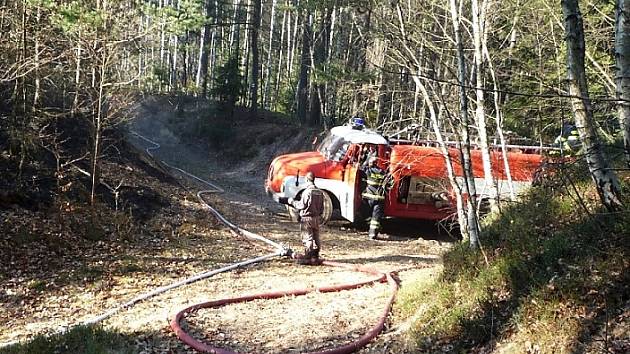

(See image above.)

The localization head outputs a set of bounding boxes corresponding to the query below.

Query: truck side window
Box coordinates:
[332,141,351,162]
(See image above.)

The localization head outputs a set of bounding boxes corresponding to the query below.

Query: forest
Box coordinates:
[1,0,629,353]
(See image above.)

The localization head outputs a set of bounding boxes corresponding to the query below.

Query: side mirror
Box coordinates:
[295,170,300,187]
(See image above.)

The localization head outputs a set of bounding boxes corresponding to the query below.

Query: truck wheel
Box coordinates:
[287,191,334,224]
[321,191,333,224]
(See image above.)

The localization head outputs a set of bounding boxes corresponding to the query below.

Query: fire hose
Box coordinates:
[170,261,399,354]
[93,131,400,353]
[78,132,291,327]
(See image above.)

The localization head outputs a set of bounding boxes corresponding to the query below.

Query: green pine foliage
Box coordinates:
[211,54,245,118]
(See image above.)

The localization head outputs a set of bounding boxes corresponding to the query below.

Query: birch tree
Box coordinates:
[616,0,630,168]
[296,10,311,124]
[471,0,499,207]
[451,0,480,248]
[562,0,623,211]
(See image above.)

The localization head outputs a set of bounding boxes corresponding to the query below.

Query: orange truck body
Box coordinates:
[265,125,544,223]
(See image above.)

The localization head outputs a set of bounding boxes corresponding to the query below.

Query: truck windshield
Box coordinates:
[317,132,350,162]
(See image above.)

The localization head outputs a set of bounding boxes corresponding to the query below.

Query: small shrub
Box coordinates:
[0,325,134,354]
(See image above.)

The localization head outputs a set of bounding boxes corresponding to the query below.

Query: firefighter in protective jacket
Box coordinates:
[361,156,390,239]
[288,171,324,264]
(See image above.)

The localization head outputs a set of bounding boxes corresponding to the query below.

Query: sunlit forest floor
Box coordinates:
[0,97,453,353]
[3,96,627,353]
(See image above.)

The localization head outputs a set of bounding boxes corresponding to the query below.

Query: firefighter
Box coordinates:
[553,123,581,154]
[361,156,389,240]
[360,144,378,170]
[288,171,324,265]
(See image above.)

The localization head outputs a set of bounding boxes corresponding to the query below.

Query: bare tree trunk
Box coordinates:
[471,0,499,207]
[197,0,214,96]
[249,0,261,118]
[289,3,299,77]
[273,6,287,110]
[562,0,623,210]
[159,0,166,67]
[616,0,630,168]
[33,5,40,107]
[73,35,82,116]
[310,8,332,126]
[451,0,480,248]
[413,73,466,236]
[91,51,106,206]
[240,0,251,71]
[484,43,516,201]
[296,11,311,124]
[171,34,179,90]
[183,32,189,90]
[208,15,217,93]
[263,0,277,108]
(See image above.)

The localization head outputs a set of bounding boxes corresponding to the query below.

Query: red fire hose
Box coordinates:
[170,261,399,354]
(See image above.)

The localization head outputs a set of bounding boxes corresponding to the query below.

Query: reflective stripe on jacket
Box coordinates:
[363,166,387,200]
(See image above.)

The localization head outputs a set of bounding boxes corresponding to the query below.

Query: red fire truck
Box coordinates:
[265,122,545,224]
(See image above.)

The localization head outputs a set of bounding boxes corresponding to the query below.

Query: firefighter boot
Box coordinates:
[294,248,321,265]
[368,219,380,240]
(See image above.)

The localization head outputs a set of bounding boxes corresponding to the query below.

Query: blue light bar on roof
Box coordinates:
[350,117,365,129]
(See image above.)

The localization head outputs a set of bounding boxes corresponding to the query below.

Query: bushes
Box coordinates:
[396,163,630,352]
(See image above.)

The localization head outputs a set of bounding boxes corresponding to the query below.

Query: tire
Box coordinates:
[286,190,334,224]
[321,191,333,224]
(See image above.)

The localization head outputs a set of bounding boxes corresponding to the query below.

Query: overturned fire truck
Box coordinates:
[265,121,545,224]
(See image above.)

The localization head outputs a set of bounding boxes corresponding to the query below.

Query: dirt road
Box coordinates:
[122,98,455,353]
[1,98,454,353]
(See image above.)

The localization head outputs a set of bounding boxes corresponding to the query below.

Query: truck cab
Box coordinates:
[265,123,387,223]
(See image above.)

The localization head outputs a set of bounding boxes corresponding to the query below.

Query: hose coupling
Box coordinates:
[279,246,294,258]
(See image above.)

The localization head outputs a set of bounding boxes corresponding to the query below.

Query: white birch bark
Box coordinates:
[483,41,516,200]
[616,0,630,168]
[562,0,623,210]
[33,5,40,107]
[471,0,499,206]
[195,8,207,88]
[160,0,166,66]
[391,1,469,241]
[451,0,480,247]
[413,73,466,237]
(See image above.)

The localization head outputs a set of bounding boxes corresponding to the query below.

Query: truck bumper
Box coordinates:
[265,184,285,203]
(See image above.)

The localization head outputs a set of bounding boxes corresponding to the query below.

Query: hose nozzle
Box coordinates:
[278,246,294,258]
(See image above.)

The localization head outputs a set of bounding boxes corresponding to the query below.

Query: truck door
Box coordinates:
[339,145,362,222]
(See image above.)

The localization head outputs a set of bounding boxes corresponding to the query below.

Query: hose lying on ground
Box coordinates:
[78,132,291,325]
[171,260,399,354]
